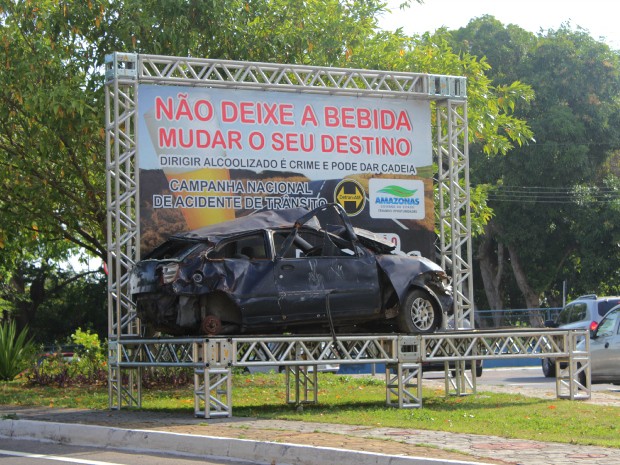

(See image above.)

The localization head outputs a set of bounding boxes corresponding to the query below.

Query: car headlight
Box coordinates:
[430,271,452,290]
[160,263,180,284]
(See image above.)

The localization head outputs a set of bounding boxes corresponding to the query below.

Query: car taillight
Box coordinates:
[160,263,180,284]
[589,320,599,331]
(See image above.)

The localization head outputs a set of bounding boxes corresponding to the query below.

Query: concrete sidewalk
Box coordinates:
[0,402,618,465]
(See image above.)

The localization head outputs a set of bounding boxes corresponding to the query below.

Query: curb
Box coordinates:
[0,419,490,465]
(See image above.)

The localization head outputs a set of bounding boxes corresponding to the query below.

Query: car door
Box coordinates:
[273,227,381,326]
[206,231,279,326]
[273,228,331,325]
[589,307,620,382]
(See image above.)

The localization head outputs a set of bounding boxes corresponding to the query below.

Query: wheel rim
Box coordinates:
[201,315,222,335]
[409,297,435,331]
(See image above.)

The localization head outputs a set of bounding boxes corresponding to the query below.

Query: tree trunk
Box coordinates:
[506,244,545,327]
[476,222,504,328]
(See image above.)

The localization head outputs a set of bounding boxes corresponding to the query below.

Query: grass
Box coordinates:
[1,372,619,448]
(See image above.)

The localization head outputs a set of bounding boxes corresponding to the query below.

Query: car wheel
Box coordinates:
[541,358,556,378]
[476,363,483,378]
[397,289,440,334]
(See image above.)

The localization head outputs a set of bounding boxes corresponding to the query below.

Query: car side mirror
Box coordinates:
[544,319,558,328]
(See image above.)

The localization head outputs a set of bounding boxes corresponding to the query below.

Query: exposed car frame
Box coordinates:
[129,203,453,336]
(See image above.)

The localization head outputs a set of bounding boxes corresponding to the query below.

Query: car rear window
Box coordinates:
[597,299,620,317]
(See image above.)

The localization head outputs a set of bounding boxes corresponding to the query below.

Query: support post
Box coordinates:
[556,331,590,400]
[193,339,233,418]
[285,366,319,405]
[444,360,475,397]
[386,363,422,408]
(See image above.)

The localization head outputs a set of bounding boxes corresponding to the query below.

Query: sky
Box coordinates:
[379,0,620,49]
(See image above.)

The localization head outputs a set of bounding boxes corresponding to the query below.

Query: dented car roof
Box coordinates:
[171,207,319,240]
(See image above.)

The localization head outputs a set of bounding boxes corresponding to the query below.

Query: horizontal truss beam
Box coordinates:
[105,52,466,100]
[109,330,586,367]
[108,329,590,417]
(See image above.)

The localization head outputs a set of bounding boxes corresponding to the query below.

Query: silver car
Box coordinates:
[542,294,620,377]
[578,305,620,385]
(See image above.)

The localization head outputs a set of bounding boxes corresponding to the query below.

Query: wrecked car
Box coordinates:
[129,203,453,336]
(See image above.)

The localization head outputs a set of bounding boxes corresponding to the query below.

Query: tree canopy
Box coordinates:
[453,16,620,310]
[0,1,535,338]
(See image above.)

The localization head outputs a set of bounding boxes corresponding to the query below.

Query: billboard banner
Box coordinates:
[137,85,436,258]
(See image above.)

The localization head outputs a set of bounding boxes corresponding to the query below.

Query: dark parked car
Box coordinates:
[129,203,453,336]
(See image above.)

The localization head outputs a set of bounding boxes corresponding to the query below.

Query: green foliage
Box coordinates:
[0,321,35,381]
[0,1,536,330]
[70,328,106,380]
[26,328,107,386]
[33,272,107,343]
[455,17,620,307]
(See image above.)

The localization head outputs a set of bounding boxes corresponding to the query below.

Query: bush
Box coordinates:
[26,328,107,386]
[0,321,36,381]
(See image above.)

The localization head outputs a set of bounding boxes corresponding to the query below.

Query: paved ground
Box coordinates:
[1,379,619,465]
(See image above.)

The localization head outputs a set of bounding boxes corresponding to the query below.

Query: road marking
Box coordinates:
[0,449,126,465]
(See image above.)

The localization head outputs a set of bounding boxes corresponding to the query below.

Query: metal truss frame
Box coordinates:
[107,329,589,418]
[386,363,423,408]
[104,51,469,410]
[437,99,473,328]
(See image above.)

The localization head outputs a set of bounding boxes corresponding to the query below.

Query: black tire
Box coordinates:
[541,358,556,378]
[397,289,441,334]
[476,363,483,378]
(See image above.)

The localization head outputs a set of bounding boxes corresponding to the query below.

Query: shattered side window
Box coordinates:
[273,229,318,258]
[207,233,268,260]
[274,228,355,258]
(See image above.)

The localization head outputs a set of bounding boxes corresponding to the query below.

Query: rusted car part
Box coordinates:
[129,203,453,336]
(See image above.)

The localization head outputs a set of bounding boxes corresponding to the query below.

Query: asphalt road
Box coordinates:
[477,365,620,393]
[0,438,259,465]
[424,364,620,398]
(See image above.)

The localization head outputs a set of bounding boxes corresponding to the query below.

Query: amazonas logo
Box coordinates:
[369,179,425,220]
[375,185,420,205]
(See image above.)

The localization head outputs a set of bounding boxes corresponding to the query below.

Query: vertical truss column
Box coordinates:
[193,340,233,418]
[108,341,141,409]
[285,366,319,405]
[194,367,233,418]
[385,363,422,408]
[445,360,476,397]
[105,53,141,410]
[556,331,590,400]
[437,100,473,328]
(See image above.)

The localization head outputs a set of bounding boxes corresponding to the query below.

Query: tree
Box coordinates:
[0,1,532,332]
[453,17,620,311]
